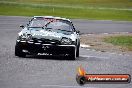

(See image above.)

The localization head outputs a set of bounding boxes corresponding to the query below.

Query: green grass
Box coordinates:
[104,36,132,51]
[2,0,132,8]
[0,0,132,20]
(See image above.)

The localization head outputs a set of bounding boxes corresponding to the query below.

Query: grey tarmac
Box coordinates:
[0,16,132,88]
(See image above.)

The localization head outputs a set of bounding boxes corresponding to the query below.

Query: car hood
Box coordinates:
[29,29,72,41]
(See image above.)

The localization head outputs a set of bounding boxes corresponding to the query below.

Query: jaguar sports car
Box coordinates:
[15,16,80,60]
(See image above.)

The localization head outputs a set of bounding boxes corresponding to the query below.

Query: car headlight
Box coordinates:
[61,38,72,45]
[26,34,32,40]
[18,33,32,41]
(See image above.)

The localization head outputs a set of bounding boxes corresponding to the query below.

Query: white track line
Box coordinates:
[80,55,109,59]
[80,44,91,48]
[41,84,95,88]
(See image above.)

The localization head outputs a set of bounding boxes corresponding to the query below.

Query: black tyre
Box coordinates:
[15,43,26,57]
[69,47,76,60]
[76,46,79,57]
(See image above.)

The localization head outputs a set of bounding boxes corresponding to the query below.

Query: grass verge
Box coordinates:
[0,1,132,20]
[104,36,132,51]
[2,0,132,8]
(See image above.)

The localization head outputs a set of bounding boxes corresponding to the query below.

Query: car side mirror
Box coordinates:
[20,25,24,29]
[76,30,80,34]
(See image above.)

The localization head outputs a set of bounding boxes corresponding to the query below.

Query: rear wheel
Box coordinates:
[15,43,26,57]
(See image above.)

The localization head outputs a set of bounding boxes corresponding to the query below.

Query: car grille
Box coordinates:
[32,38,60,45]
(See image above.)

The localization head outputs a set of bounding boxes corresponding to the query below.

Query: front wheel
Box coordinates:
[69,47,76,60]
[15,43,26,57]
[76,46,79,57]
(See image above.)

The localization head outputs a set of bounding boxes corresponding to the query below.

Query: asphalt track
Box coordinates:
[0,16,132,88]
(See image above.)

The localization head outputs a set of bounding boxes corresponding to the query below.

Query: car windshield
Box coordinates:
[29,18,46,27]
[45,21,73,33]
[29,18,74,34]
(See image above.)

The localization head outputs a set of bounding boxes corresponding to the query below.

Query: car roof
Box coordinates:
[33,16,71,22]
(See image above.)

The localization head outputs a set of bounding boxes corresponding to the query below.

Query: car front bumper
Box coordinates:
[16,40,76,55]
